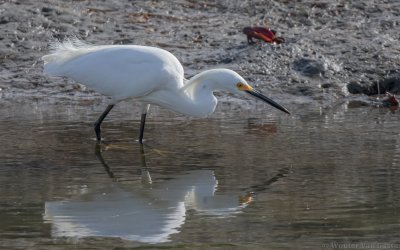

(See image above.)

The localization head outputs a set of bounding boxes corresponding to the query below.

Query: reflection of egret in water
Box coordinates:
[45,144,281,243]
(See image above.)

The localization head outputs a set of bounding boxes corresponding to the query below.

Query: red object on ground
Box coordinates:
[243,26,285,44]
[382,92,399,107]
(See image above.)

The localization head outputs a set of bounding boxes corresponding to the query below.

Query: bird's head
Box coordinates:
[234,81,290,114]
[219,69,290,115]
[188,69,290,115]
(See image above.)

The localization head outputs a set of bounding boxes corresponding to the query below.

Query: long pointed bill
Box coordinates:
[245,89,290,114]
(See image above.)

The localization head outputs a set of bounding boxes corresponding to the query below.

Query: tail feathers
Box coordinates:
[42,38,93,76]
[48,37,91,53]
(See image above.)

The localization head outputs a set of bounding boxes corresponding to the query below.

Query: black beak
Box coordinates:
[245,89,290,114]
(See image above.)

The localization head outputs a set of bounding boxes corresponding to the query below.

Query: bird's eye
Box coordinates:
[237,83,244,89]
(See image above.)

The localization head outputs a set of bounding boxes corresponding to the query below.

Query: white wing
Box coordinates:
[43,42,185,101]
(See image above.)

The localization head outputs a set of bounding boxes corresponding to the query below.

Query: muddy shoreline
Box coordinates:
[1,0,400,107]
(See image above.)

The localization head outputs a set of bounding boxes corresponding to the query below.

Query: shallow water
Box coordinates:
[1,97,400,249]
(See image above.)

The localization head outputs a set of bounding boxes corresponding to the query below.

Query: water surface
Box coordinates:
[1,97,399,249]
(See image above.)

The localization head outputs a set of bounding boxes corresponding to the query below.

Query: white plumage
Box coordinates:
[43,41,184,103]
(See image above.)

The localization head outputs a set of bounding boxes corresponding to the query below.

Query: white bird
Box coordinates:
[42,40,290,143]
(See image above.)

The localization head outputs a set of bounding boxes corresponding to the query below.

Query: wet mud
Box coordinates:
[0,0,399,105]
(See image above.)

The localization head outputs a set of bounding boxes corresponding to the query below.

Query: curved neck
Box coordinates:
[176,69,233,116]
[143,69,239,117]
[144,71,222,117]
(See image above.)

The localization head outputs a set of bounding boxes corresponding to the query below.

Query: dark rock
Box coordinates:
[321,83,333,89]
[0,17,9,25]
[373,74,400,94]
[41,7,53,13]
[347,74,400,95]
[292,58,325,77]
[347,81,366,94]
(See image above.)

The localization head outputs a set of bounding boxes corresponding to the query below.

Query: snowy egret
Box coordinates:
[42,40,290,143]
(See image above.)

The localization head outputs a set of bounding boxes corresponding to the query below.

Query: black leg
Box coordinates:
[138,104,150,144]
[139,112,146,144]
[94,104,114,141]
